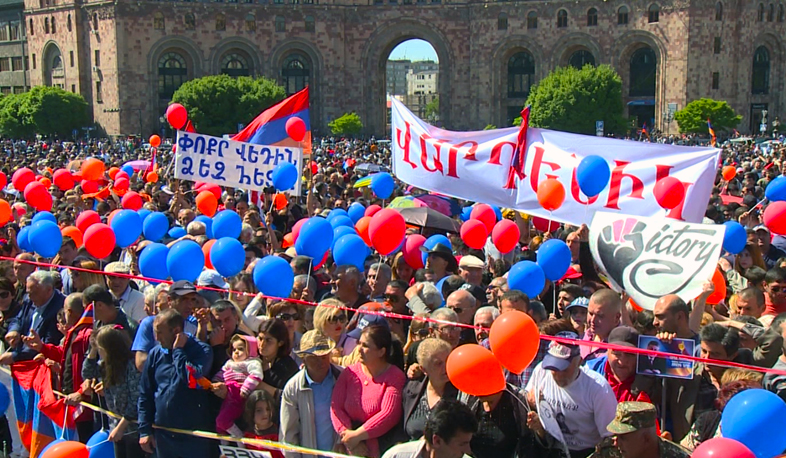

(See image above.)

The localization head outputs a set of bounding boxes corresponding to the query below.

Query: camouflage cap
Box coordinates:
[606,401,657,435]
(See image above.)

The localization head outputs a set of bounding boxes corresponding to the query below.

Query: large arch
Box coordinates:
[612,31,667,131]
[209,37,261,76]
[361,19,454,135]
[147,36,204,116]
[490,35,545,128]
[41,40,64,87]
[551,32,603,68]
[269,38,324,134]
[749,31,784,131]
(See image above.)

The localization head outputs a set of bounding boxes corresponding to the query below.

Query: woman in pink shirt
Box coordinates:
[330,324,406,457]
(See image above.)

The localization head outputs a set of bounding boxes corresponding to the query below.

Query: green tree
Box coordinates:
[329,112,363,136]
[674,98,742,133]
[172,75,286,137]
[524,64,626,135]
[0,94,34,138]
[12,86,89,138]
[483,124,497,130]
[425,96,439,121]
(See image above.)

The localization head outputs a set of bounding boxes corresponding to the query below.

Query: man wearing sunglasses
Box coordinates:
[763,267,786,323]
[445,290,477,347]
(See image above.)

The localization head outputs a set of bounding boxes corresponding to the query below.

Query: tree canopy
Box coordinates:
[171,75,286,137]
[674,98,742,133]
[329,112,363,136]
[0,86,89,138]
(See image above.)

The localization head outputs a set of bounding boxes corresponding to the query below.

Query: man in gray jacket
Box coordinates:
[280,330,343,457]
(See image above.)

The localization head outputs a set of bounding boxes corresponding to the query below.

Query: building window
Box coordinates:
[32,53,35,69]
[303,0,314,4]
[282,54,309,95]
[0,87,9,95]
[92,13,97,30]
[569,50,595,69]
[245,14,255,32]
[28,19,32,36]
[184,13,195,30]
[758,3,765,21]
[0,58,10,72]
[50,16,55,33]
[0,24,8,41]
[557,9,567,28]
[587,8,598,26]
[44,17,49,34]
[768,3,775,20]
[498,13,508,30]
[618,6,629,24]
[752,46,770,94]
[215,13,225,31]
[10,22,19,40]
[221,52,250,77]
[713,37,721,54]
[275,0,283,4]
[527,11,537,29]
[154,12,165,30]
[95,81,102,103]
[507,52,535,98]
[305,16,314,32]
[275,16,285,32]
[69,50,73,67]
[780,4,785,21]
[715,2,723,20]
[70,84,75,92]
[67,14,71,31]
[94,50,100,66]
[648,4,659,23]
[630,46,657,97]
[158,52,188,101]
[712,72,719,90]
[11,57,22,71]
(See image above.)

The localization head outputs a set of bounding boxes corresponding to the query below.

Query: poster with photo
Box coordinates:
[636,335,695,379]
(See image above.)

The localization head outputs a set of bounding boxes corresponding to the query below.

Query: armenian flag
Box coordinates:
[75,302,94,328]
[232,87,312,156]
[708,118,717,146]
[506,105,530,189]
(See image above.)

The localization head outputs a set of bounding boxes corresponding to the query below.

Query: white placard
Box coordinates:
[219,444,273,458]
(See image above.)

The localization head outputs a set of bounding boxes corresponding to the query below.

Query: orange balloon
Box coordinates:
[202,239,216,269]
[355,216,372,246]
[0,199,10,225]
[38,177,51,188]
[537,178,566,212]
[42,440,89,458]
[706,268,727,305]
[446,344,506,397]
[80,158,105,182]
[195,190,218,217]
[145,172,159,183]
[488,310,540,373]
[107,209,120,225]
[149,135,161,148]
[282,232,294,248]
[61,225,83,247]
[722,166,736,182]
[108,167,120,180]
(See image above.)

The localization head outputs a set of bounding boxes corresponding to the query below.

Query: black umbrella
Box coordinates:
[355,163,390,173]
[393,207,461,233]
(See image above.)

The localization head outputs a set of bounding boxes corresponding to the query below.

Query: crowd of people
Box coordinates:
[0,133,782,458]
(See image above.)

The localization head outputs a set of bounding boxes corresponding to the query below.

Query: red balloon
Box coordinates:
[365,204,382,217]
[0,200,10,225]
[692,438,756,458]
[166,103,188,130]
[195,190,218,217]
[491,219,520,254]
[460,219,488,250]
[470,204,496,233]
[23,181,52,211]
[0,171,7,190]
[113,177,129,192]
[292,218,307,242]
[489,310,540,373]
[12,168,35,192]
[764,201,786,235]
[653,176,685,210]
[121,191,144,211]
[76,210,101,233]
[310,161,318,175]
[706,268,727,305]
[368,209,406,256]
[114,171,129,182]
[355,216,372,246]
[52,169,74,191]
[41,440,90,458]
[80,180,99,194]
[537,179,566,211]
[285,117,307,142]
[403,234,426,269]
[196,183,221,201]
[446,344,506,397]
[532,216,559,233]
[722,165,737,182]
[203,239,216,269]
[83,223,115,259]
[107,209,120,225]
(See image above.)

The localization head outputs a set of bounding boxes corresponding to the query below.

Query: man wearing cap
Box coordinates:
[458,256,484,287]
[196,269,229,306]
[753,225,786,269]
[586,327,655,405]
[104,261,147,324]
[421,244,458,283]
[525,331,618,458]
[280,330,343,457]
[597,402,689,458]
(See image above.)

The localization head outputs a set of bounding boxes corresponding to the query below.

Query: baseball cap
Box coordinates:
[296,330,336,357]
[754,224,770,234]
[606,401,657,435]
[542,331,581,371]
[104,262,131,274]
[458,255,484,269]
[197,269,230,290]
[560,267,582,281]
[565,297,589,312]
[170,280,198,296]
[347,313,389,339]
[608,326,640,348]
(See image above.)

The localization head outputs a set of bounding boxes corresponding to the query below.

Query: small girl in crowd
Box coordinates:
[243,390,284,458]
[215,335,265,437]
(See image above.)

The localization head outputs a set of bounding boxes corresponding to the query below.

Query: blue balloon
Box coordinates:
[333,234,370,272]
[348,202,366,223]
[168,226,187,239]
[121,165,134,178]
[326,209,349,222]
[210,237,245,278]
[766,175,786,202]
[167,240,204,282]
[723,221,747,254]
[295,217,334,260]
[332,225,356,248]
[490,205,503,223]
[0,384,9,415]
[137,209,151,223]
[329,215,354,229]
[195,215,213,238]
[720,388,786,458]
[212,210,242,239]
[139,243,169,282]
[508,261,546,298]
[29,220,62,258]
[421,234,452,266]
[576,155,611,197]
[143,212,169,242]
[460,206,473,222]
[371,173,395,199]
[537,239,572,281]
[253,255,294,299]
[110,210,142,248]
[272,162,298,191]
[87,429,113,458]
[32,211,56,225]
[17,226,31,252]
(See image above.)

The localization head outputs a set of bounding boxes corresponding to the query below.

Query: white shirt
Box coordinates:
[525,364,617,451]
[116,286,147,324]
[382,439,472,458]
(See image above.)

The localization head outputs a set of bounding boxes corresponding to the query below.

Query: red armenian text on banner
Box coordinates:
[390,99,721,225]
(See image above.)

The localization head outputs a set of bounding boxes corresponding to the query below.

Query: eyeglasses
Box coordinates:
[384,294,400,303]
[486,285,500,291]
[277,313,301,322]
[0,291,10,299]
[327,313,347,324]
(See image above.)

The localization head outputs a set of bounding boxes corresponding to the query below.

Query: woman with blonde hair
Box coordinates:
[71,259,106,292]
[313,299,356,358]
[391,253,414,285]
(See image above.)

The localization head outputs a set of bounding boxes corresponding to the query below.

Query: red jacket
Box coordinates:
[40,323,92,423]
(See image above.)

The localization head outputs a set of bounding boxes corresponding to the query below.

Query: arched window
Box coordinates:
[215,13,225,31]
[67,14,71,32]
[275,16,285,32]
[527,11,537,29]
[507,52,535,98]
[158,52,188,101]
[587,8,598,26]
[648,3,660,23]
[44,17,49,34]
[50,16,55,33]
[715,2,723,20]
[629,46,657,97]
[92,13,97,30]
[245,14,256,32]
[305,16,315,32]
[752,46,770,94]
[569,50,596,69]
[154,12,165,30]
[221,53,250,77]
[618,5,629,24]
[759,3,765,21]
[779,4,785,21]
[768,3,775,20]
[282,54,309,95]
[498,13,508,30]
[557,9,568,28]
[184,13,195,30]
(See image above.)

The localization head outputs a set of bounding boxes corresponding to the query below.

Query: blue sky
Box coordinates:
[389,39,439,62]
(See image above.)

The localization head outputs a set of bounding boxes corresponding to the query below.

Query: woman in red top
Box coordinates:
[243,390,284,458]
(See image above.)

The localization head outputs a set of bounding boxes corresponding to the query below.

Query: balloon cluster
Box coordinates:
[459,203,519,254]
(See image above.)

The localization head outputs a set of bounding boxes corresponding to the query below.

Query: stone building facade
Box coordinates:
[19,0,786,137]
[0,0,28,95]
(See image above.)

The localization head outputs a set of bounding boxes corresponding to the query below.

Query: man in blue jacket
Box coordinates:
[138,308,216,458]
